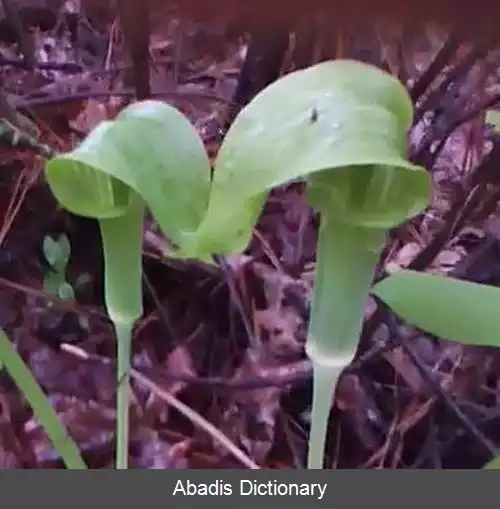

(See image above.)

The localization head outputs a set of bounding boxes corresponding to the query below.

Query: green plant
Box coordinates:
[0,328,86,468]
[41,233,92,330]
[42,233,75,301]
[44,60,430,469]
[41,59,428,469]
[372,269,500,468]
[44,103,211,469]
[204,60,430,468]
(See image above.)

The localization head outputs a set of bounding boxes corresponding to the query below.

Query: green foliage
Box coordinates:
[45,103,211,250]
[43,60,430,469]
[188,60,429,256]
[372,269,500,348]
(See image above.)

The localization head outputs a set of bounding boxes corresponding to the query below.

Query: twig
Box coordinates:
[16,88,236,110]
[61,343,261,469]
[57,326,395,392]
[0,55,83,72]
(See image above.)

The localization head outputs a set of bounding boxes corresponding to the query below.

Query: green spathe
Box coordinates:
[45,60,429,260]
[189,59,430,256]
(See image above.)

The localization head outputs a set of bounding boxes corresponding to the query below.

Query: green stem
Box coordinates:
[115,321,133,469]
[307,360,343,469]
[98,200,144,470]
[306,214,385,469]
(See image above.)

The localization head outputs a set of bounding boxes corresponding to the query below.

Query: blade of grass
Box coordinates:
[0,329,87,469]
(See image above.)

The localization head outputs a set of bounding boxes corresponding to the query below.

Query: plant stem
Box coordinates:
[306,215,385,469]
[307,359,344,469]
[114,321,133,469]
[98,201,144,470]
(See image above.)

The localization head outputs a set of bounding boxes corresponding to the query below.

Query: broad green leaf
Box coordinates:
[372,269,500,348]
[45,101,211,250]
[186,60,430,257]
[484,456,500,469]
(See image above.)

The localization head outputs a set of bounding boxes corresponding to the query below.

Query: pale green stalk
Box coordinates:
[98,199,144,470]
[306,215,385,469]
[113,321,133,468]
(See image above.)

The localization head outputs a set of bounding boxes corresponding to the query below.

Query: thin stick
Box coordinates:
[62,343,260,469]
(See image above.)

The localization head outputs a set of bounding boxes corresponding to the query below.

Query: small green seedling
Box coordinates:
[42,233,75,301]
[43,60,430,469]
[42,234,92,330]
